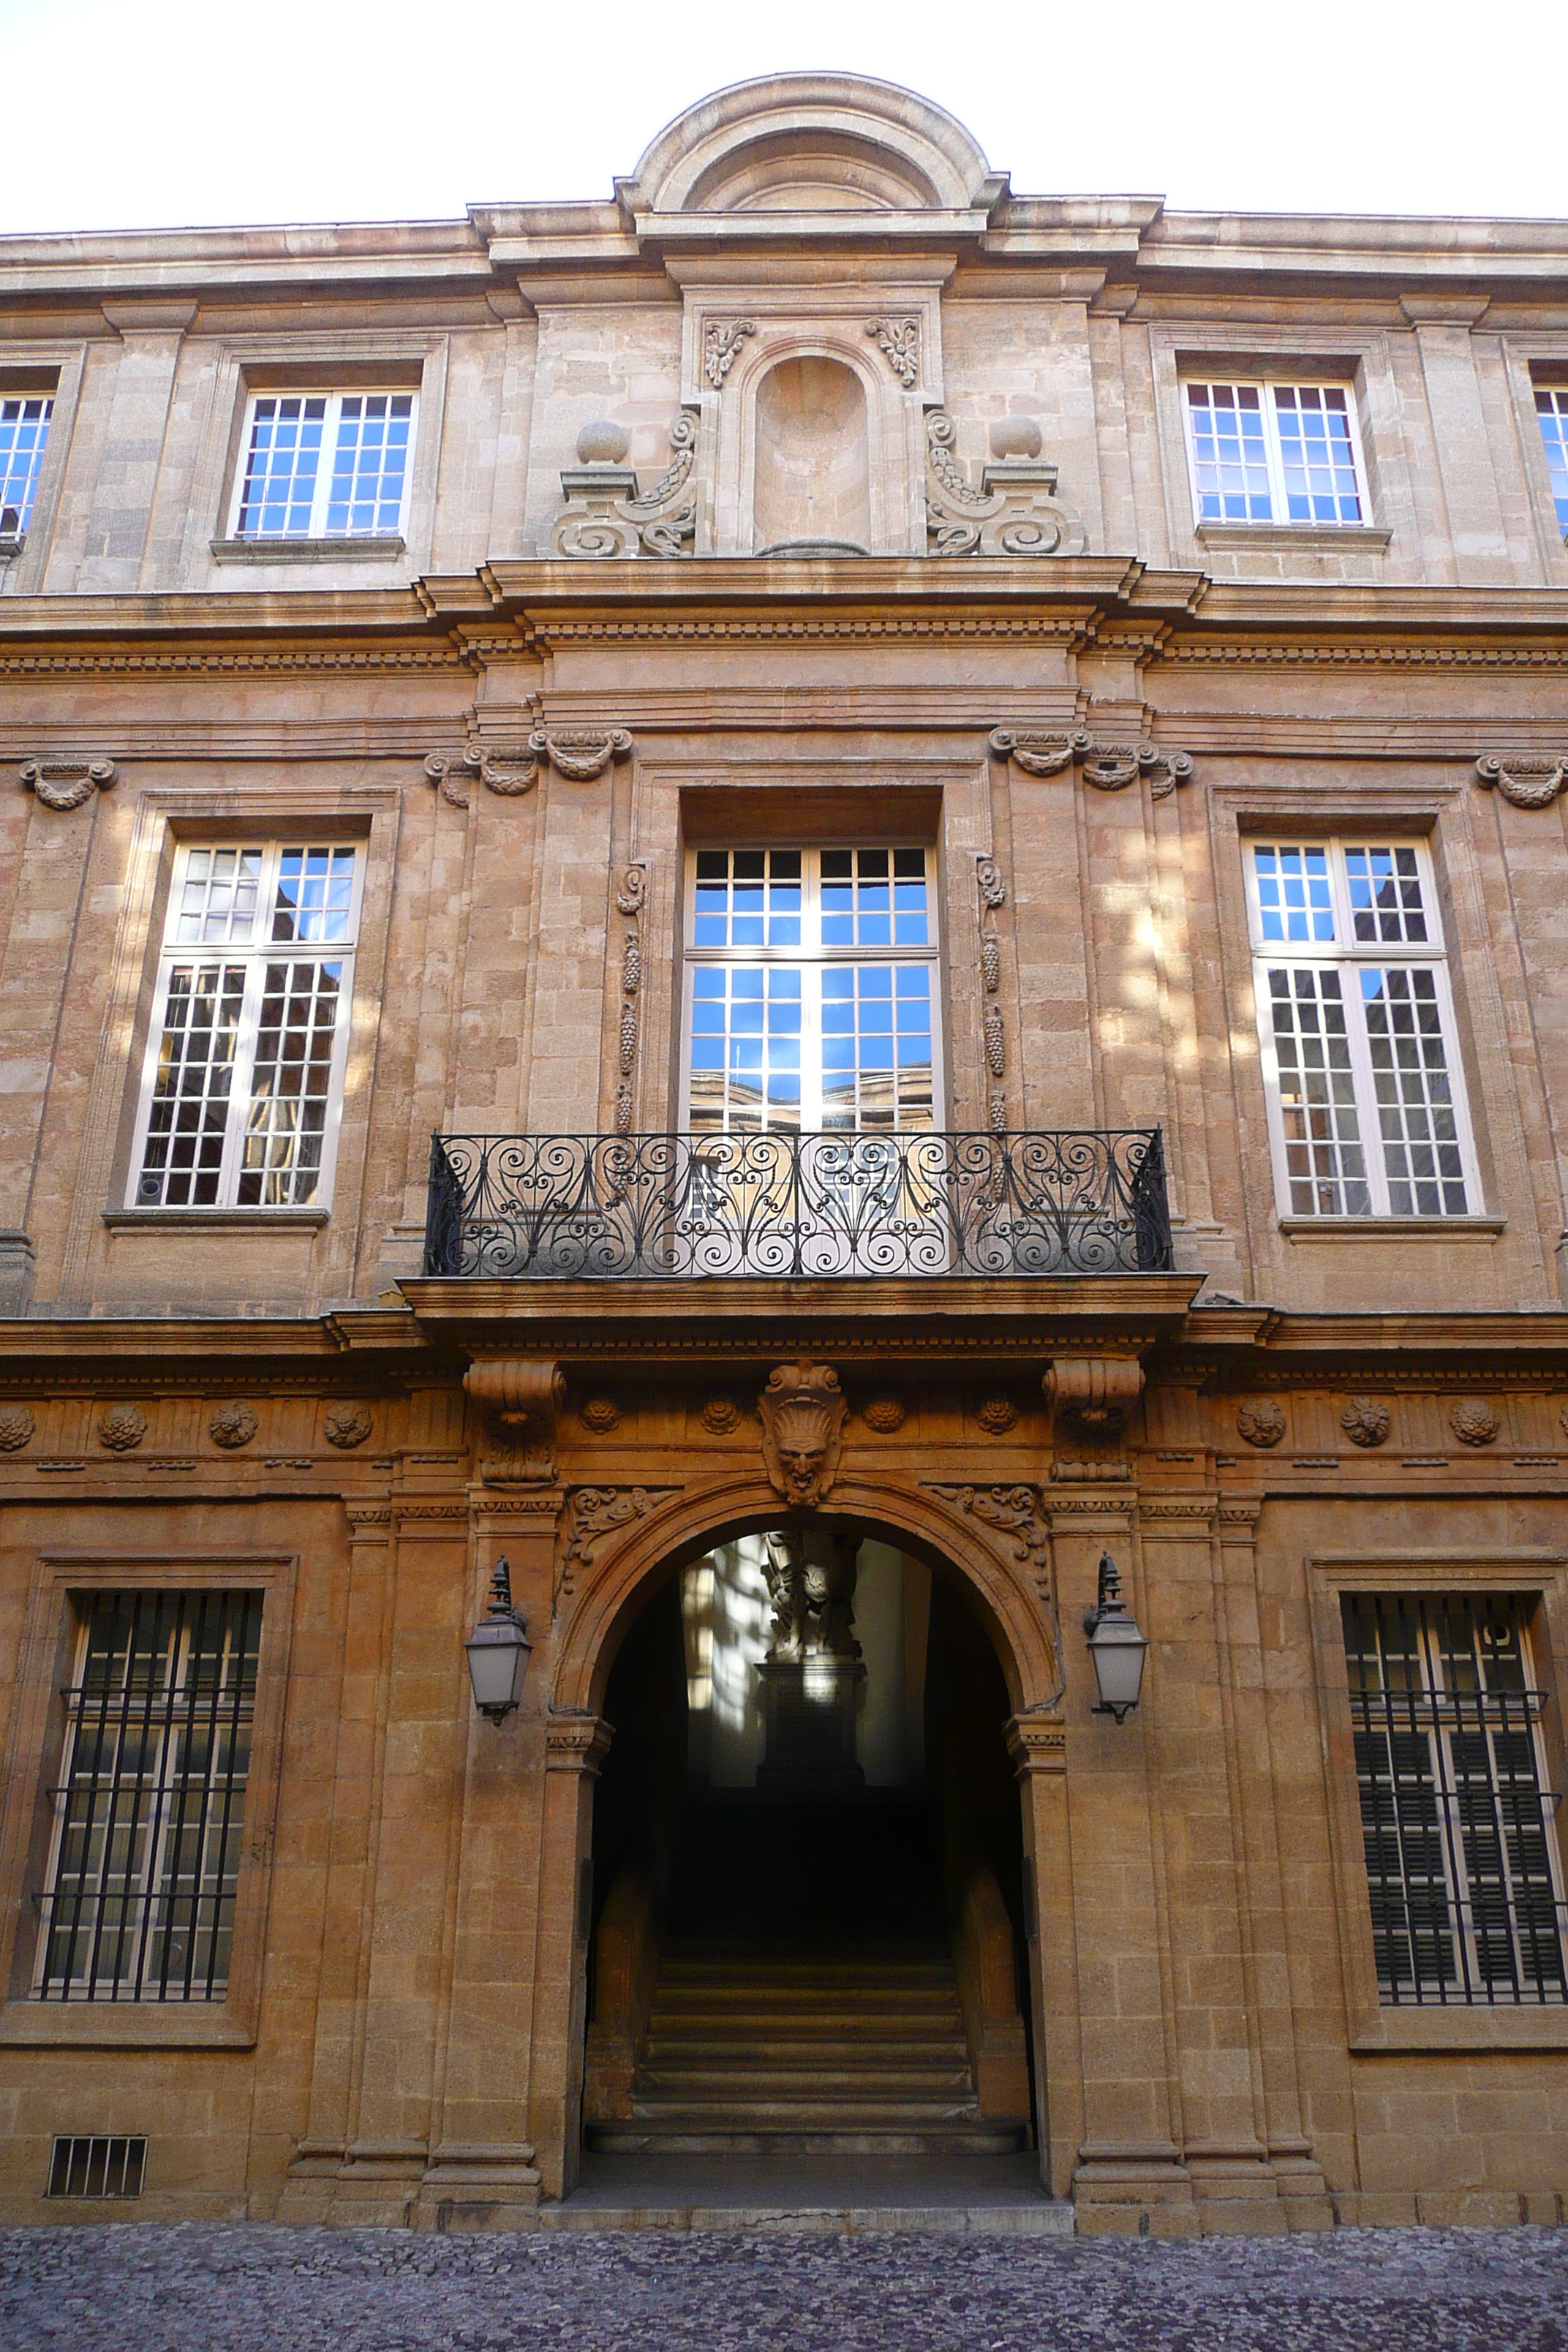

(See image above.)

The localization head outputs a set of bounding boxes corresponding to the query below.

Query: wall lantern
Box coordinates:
[1082,1550,1148,1724]
[465,1556,532,1722]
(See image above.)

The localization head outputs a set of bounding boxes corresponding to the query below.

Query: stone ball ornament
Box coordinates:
[1341,1397,1391,1450]
[988,415,1044,461]
[324,1400,374,1450]
[98,1404,148,1452]
[1450,1398,1500,1447]
[0,1403,34,1451]
[209,1401,259,1450]
[576,419,631,466]
[1236,1398,1286,1449]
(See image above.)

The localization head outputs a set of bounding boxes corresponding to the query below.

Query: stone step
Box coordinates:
[628,2095,984,2124]
[644,2035,970,2065]
[638,2062,976,2093]
[584,2122,1031,2158]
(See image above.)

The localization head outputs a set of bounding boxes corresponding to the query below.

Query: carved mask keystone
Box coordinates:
[758,1360,847,1509]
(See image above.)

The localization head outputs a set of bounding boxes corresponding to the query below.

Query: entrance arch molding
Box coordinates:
[549,1468,1063,1718]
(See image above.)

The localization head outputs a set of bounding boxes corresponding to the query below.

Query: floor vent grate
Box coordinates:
[47,2135,146,2199]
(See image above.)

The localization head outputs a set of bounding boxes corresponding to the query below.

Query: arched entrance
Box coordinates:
[569,1499,1045,2190]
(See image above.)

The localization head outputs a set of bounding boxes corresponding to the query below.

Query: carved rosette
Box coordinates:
[865,317,921,388]
[1341,1397,1391,1450]
[578,1395,622,1433]
[862,1395,905,1433]
[924,411,1086,558]
[324,1400,373,1450]
[1236,1398,1286,1450]
[20,757,116,813]
[0,1404,34,1451]
[1450,1398,1500,1447]
[704,320,756,388]
[758,1361,847,1509]
[699,1397,743,1436]
[1476,753,1568,810]
[98,1403,147,1452]
[989,729,1193,798]
[209,1401,259,1450]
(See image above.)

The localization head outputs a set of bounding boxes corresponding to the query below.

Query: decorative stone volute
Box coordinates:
[924,411,1086,557]
[20,757,116,812]
[465,1357,568,1486]
[1043,1357,1143,1483]
[758,1360,847,1509]
[1475,753,1568,809]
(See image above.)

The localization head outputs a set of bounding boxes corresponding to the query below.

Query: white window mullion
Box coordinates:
[799,967,823,1129]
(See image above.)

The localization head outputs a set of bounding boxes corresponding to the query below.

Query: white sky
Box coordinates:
[2,0,1564,236]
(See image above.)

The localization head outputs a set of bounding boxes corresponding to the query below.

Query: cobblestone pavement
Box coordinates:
[0,2222,1566,2351]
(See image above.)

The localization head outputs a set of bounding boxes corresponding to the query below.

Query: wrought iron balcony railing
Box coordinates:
[422,1128,1172,1281]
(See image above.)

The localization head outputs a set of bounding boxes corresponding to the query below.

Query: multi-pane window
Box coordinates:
[130,842,360,1209]
[1185,380,1365,527]
[0,394,53,535]
[230,391,414,539]
[35,1591,262,2002]
[684,848,938,1131]
[1247,840,1477,1218]
[1536,387,1568,536]
[1343,1594,1567,2005]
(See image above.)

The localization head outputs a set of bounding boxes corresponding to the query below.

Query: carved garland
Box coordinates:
[975,853,1008,1132]
[20,758,116,812]
[614,862,647,1134]
[865,317,920,389]
[989,728,1194,798]
[558,1485,680,1599]
[704,320,756,389]
[1476,753,1568,810]
[425,731,632,804]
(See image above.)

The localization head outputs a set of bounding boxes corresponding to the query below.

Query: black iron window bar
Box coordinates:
[423,1128,1174,1280]
[34,1590,262,2003]
[1343,1592,1568,2005]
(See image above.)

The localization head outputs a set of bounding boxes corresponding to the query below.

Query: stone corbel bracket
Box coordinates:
[990,729,1194,799]
[20,757,116,813]
[1043,1357,1144,1484]
[464,1357,567,1487]
[1476,753,1568,810]
[924,411,1087,559]
[551,412,700,560]
[538,729,633,783]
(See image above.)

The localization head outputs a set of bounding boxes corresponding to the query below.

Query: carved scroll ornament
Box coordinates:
[1044,1356,1143,1482]
[465,1357,566,1486]
[1476,753,1568,810]
[924,412,1087,559]
[20,757,116,812]
[425,743,541,806]
[559,1485,679,1597]
[758,1360,847,1509]
[551,412,699,559]
[990,728,1194,797]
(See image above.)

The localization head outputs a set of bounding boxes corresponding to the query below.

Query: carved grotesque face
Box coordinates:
[777,1442,826,1505]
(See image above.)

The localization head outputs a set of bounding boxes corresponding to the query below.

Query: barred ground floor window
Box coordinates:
[1343,1591,1567,2005]
[34,1588,262,2002]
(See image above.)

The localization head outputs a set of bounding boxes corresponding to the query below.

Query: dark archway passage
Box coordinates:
[582,1518,1034,2163]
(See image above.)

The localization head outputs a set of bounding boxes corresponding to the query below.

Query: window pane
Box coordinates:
[821,964,934,1132]
[324,392,412,537]
[234,396,326,538]
[1538,388,1568,535]
[271,846,356,943]
[1266,965,1370,1215]
[1186,380,1272,522]
[687,965,802,1131]
[1273,383,1363,525]
[136,965,246,1207]
[821,848,930,947]
[1343,1594,1565,2005]
[1254,845,1335,943]
[0,394,53,534]
[235,960,343,1205]
[691,849,801,949]
[1360,968,1468,1215]
[38,1591,261,2002]
[172,848,263,946]
[1344,845,1428,943]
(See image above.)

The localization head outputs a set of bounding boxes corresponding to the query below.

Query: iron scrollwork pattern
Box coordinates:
[423,1128,1174,1281]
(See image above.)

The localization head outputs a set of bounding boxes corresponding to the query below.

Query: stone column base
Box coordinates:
[1072,2144,1200,2239]
[414,2144,543,2234]
[1073,2140,1333,2237]
[279,2139,427,2230]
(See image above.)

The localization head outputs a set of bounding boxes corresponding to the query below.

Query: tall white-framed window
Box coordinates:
[1245,838,1479,1219]
[129,842,361,1210]
[682,846,941,1131]
[228,391,414,540]
[0,393,53,535]
[1535,386,1568,538]
[1184,379,1367,527]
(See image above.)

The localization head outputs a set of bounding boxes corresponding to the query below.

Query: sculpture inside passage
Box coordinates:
[752,356,872,553]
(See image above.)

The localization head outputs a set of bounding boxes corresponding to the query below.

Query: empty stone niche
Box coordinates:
[752,356,872,555]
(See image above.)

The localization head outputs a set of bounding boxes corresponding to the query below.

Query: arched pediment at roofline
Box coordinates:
[547,1470,1065,1722]
[617,72,1005,222]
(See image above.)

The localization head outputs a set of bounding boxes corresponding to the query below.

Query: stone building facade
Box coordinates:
[1,72,1568,2236]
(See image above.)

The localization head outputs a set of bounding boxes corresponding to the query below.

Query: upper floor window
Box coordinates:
[1343,1593,1566,2007]
[1536,387,1568,537]
[36,1589,262,2003]
[1246,839,1477,1219]
[129,841,361,1210]
[1185,380,1365,527]
[0,393,53,535]
[230,391,413,540]
[683,847,938,1131]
